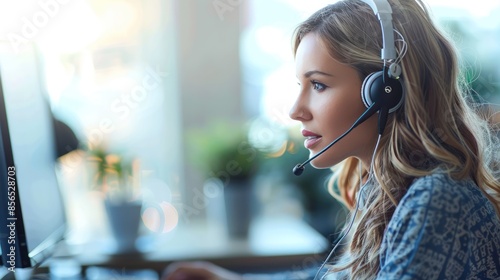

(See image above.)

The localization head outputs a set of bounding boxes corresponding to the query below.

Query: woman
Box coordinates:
[164,0,500,279]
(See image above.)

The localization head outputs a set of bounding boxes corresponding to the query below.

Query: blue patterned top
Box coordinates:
[377,172,500,279]
[244,172,500,279]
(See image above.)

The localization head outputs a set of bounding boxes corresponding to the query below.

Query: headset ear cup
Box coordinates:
[360,71,404,113]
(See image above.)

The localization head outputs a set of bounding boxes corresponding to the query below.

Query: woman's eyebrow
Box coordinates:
[303,70,334,78]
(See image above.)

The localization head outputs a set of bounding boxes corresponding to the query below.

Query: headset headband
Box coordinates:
[361,0,397,61]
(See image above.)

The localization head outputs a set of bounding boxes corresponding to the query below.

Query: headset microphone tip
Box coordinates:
[293,164,305,176]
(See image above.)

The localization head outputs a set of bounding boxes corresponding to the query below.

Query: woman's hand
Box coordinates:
[162,261,244,280]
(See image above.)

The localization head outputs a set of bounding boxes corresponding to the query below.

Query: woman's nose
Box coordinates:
[289,93,311,121]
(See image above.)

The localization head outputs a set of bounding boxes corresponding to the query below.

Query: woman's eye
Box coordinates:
[311,81,327,91]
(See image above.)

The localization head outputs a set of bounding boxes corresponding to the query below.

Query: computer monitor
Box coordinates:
[0,41,66,276]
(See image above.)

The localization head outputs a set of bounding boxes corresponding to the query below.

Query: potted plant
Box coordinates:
[86,146,142,253]
[187,121,261,238]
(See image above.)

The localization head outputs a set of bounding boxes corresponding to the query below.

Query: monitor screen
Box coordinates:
[0,41,66,271]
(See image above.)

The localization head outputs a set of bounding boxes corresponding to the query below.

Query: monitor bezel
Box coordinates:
[0,43,67,272]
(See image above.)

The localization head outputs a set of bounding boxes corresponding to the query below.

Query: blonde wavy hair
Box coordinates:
[292,0,500,278]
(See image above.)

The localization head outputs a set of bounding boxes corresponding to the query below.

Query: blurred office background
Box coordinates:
[0,0,499,260]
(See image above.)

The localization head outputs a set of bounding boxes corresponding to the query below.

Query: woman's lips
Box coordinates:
[302,129,322,149]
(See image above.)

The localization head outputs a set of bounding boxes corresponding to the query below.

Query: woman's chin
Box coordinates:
[309,159,335,169]
[310,155,342,169]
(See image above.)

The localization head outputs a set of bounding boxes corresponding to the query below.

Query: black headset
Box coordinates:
[360,0,405,135]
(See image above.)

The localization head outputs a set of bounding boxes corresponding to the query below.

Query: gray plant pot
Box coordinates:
[224,178,254,239]
[104,199,142,253]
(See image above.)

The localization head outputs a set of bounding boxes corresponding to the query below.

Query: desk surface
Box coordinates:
[58,215,329,274]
